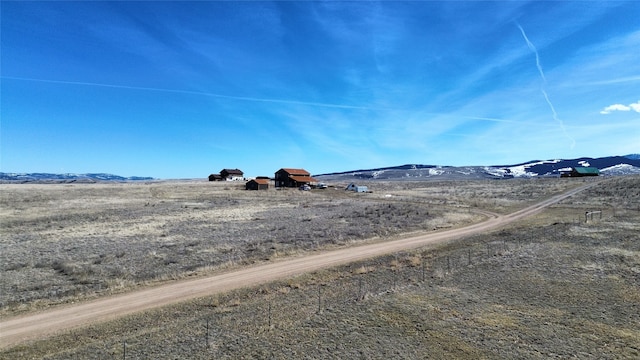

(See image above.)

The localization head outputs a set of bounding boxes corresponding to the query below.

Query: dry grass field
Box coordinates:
[1,176,639,358]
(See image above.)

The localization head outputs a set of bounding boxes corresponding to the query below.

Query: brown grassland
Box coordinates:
[1,176,639,358]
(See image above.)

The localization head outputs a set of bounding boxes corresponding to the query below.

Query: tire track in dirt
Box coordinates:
[0,182,597,349]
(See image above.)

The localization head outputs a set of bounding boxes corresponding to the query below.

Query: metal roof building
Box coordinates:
[561,167,600,177]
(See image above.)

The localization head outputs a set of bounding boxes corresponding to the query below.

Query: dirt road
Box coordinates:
[0,182,595,349]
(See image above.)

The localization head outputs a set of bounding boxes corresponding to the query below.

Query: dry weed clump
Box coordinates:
[407,255,423,267]
[353,265,375,275]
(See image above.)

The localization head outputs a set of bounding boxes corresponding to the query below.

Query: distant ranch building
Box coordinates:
[220,169,244,181]
[560,167,600,177]
[208,168,244,181]
[275,168,317,188]
[246,177,270,190]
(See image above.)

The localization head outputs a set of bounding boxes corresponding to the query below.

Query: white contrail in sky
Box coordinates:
[517,23,576,148]
[0,76,371,111]
[517,24,546,83]
[3,75,557,128]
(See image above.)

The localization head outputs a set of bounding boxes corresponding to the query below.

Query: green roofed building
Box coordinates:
[561,167,600,177]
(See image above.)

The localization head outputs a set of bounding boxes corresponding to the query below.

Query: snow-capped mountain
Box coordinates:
[315,155,640,181]
[0,173,154,183]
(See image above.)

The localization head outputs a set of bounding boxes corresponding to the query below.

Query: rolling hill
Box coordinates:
[315,155,640,181]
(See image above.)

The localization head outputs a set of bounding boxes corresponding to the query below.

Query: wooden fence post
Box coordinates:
[205,319,209,348]
[393,268,397,290]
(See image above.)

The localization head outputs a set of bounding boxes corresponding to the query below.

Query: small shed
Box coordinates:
[208,174,223,181]
[246,178,270,190]
[346,183,368,193]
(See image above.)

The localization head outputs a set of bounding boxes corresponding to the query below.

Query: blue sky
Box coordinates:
[2,1,639,179]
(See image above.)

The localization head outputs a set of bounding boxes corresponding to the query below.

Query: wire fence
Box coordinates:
[80,210,618,359]
[107,236,529,359]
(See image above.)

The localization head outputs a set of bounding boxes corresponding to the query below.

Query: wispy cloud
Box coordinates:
[600,101,640,114]
[583,76,640,86]
[4,76,550,130]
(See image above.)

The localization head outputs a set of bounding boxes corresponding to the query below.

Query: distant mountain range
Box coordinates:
[315,155,640,181]
[0,173,154,183]
[2,155,638,183]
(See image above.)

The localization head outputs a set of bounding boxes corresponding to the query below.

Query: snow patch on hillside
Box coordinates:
[483,167,508,177]
[601,164,640,175]
[371,170,385,179]
[506,165,537,177]
[505,159,563,177]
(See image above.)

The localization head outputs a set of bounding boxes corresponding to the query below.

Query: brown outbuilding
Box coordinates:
[246,178,270,190]
[274,168,317,188]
